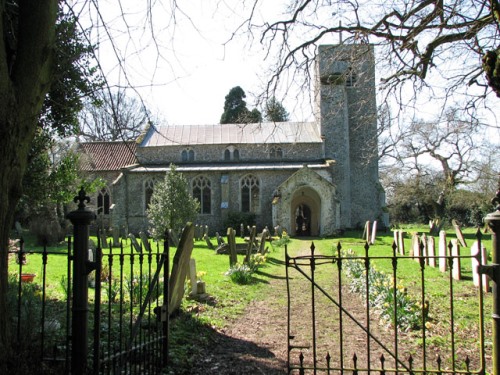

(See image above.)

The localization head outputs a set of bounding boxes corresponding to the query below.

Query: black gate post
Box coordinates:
[67,188,96,375]
[485,179,500,375]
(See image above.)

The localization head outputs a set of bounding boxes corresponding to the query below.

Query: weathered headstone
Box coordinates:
[363,221,371,243]
[452,219,467,247]
[258,228,269,254]
[421,233,428,265]
[393,230,399,250]
[112,227,120,247]
[240,223,245,238]
[204,233,214,250]
[194,225,201,241]
[370,221,377,245]
[139,231,152,252]
[227,227,238,266]
[15,221,23,236]
[169,223,194,315]
[128,233,142,253]
[203,225,209,238]
[274,224,282,237]
[168,229,180,248]
[411,233,420,259]
[100,229,108,249]
[471,241,490,292]
[451,239,461,280]
[216,232,225,246]
[438,230,447,272]
[427,236,436,267]
[245,226,257,263]
[397,231,406,255]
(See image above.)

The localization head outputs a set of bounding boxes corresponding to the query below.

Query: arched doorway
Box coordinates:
[290,187,321,236]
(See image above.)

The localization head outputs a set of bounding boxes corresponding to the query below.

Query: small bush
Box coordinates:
[223,211,256,234]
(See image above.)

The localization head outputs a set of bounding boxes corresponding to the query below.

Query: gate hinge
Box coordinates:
[478,263,500,283]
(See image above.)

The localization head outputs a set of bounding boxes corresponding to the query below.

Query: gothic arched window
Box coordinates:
[144,178,155,211]
[97,188,111,215]
[240,175,260,213]
[192,176,211,214]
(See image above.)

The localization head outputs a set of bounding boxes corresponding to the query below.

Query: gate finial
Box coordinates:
[74,187,90,209]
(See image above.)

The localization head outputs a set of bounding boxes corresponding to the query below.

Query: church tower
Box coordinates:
[316,44,382,228]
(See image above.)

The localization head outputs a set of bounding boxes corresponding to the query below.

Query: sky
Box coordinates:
[77,0,500,132]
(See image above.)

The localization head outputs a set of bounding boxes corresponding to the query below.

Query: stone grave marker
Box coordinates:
[128,233,142,253]
[169,223,194,315]
[411,233,420,259]
[258,228,269,254]
[452,219,467,247]
[139,231,152,252]
[216,232,225,246]
[112,227,120,247]
[398,231,405,255]
[427,236,436,267]
[362,221,371,243]
[204,233,214,250]
[421,233,428,265]
[451,239,461,280]
[370,221,377,245]
[438,230,448,272]
[100,229,108,249]
[240,223,245,238]
[393,230,399,251]
[203,225,209,238]
[15,221,23,236]
[194,225,201,241]
[471,241,490,292]
[227,227,238,266]
[245,226,257,263]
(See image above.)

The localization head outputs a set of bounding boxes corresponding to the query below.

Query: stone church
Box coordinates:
[79,44,385,236]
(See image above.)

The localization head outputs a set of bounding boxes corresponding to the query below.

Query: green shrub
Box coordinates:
[223,211,256,234]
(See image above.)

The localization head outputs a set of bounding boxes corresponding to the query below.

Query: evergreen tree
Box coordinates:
[147,164,200,240]
[220,86,262,124]
[264,97,289,122]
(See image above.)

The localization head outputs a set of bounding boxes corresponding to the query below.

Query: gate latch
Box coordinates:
[478,263,500,284]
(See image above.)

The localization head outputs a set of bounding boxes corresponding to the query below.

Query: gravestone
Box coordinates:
[245,226,257,263]
[421,233,428,265]
[370,221,377,245]
[427,236,436,267]
[471,241,490,292]
[438,230,448,272]
[451,239,461,280]
[169,223,194,315]
[363,221,371,243]
[274,224,282,237]
[112,227,121,247]
[393,230,399,251]
[128,233,142,253]
[452,219,467,247]
[258,228,269,254]
[204,233,214,250]
[139,231,152,252]
[227,227,238,266]
[240,223,245,238]
[194,225,201,241]
[100,229,108,249]
[15,221,23,236]
[397,231,406,255]
[203,225,209,238]
[216,232,225,246]
[411,233,420,259]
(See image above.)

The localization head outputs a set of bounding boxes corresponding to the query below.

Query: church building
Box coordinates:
[80,44,385,236]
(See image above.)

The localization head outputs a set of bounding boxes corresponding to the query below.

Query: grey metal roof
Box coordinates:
[141,122,322,147]
[127,161,331,173]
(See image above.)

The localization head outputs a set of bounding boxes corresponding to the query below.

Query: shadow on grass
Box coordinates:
[168,311,286,374]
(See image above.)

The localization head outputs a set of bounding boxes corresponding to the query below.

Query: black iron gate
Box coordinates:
[286,229,493,374]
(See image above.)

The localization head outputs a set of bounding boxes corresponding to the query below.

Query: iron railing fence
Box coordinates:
[286,231,491,375]
[9,234,168,375]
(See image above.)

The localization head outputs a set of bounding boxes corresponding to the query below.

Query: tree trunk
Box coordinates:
[0,1,58,368]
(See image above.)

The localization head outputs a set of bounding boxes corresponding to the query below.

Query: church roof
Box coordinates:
[141,122,322,147]
[78,141,137,171]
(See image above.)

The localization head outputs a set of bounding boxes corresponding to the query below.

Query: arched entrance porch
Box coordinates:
[290,187,321,236]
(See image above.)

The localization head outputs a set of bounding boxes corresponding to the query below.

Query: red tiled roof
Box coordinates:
[79,141,137,171]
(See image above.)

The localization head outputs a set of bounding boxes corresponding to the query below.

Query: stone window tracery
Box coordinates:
[144,178,155,211]
[240,174,260,213]
[97,187,111,215]
[192,176,211,214]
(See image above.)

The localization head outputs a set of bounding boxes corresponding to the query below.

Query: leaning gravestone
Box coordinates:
[139,231,152,252]
[471,241,490,292]
[452,219,467,247]
[169,223,194,315]
[227,227,238,266]
[168,229,180,248]
[362,221,371,243]
[370,221,377,245]
[204,233,214,250]
[128,233,142,253]
[393,230,399,251]
[258,228,269,254]
[438,230,448,272]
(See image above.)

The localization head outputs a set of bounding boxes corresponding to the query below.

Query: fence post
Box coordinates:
[66,188,96,375]
[484,179,500,375]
